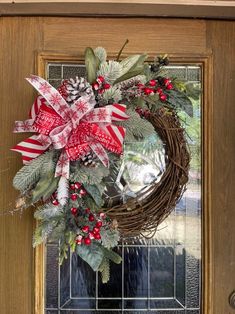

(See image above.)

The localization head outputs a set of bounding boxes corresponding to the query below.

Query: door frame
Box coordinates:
[34,51,213,314]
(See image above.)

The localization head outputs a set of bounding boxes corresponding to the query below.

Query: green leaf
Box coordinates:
[76,243,104,271]
[102,247,122,264]
[114,54,148,84]
[94,47,107,63]
[32,170,59,203]
[85,47,100,84]
[83,184,104,207]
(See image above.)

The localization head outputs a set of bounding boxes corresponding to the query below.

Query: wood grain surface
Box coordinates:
[0,17,234,314]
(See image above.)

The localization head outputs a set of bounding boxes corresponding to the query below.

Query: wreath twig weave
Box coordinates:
[106,108,190,238]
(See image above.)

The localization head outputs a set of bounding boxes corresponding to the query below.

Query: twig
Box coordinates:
[116,39,129,61]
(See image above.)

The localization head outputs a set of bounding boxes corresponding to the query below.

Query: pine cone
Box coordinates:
[80,151,98,167]
[58,77,95,105]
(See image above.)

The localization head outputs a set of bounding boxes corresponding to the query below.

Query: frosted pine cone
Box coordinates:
[80,151,98,167]
[58,77,95,105]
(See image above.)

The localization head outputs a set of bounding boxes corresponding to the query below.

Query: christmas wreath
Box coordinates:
[12,45,193,283]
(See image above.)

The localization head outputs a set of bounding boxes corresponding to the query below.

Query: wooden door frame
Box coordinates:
[0,0,235,19]
[34,51,213,314]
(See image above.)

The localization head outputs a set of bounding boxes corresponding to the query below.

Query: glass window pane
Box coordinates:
[44,62,201,313]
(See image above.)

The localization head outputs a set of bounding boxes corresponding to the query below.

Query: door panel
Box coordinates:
[0,17,234,314]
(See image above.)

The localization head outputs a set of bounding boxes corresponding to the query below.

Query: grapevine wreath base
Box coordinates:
[12,45,193,282]
[106,108,190,237]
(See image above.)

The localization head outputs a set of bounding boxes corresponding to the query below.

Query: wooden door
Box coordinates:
[0,17,234,314]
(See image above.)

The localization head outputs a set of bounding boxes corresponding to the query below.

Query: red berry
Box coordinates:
[70,183,76,190]
[84,237,91,245]
[163,78,171,86]
[74,182,82,189]
[70,193,78,201]
[71,207,78,215]
[92,82,99,90]
[159,94,167,102]
[94,233,101,240]
[82,225,89,233]
[52,199,59,206]
[98,88,105,94]
[85,208,90,214]
[149,80,157,86]
[99,212,106,219]
[89,231,95,239]
[103,83,111,90]
[97,76,105,83]
[76,235,83,244]
[79,189,87,197]
[143,87,154,95]
[93,227,100,234]
[156,87,163,94]
[89,214,95,222]
[166,83,173,90]
[96,221,103,228]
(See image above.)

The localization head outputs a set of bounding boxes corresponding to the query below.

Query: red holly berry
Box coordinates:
[74,182,82,189]
[143,87,154,95]
[94,233,101,240]
[76,235,83,244]
[93,227,100,234]
[92,82,99,90]
[89,214,95,222]
[96,221,103,228]
[163,78,171,86]
[70,193,78,201]
[52,199,59,206]
[98,88,105,94]
[79,189,87,197]
[82,226,89,233]
[156,87,163,94]
[149,80,157,86]
[99,212,106,219]
[85,208,90,214]
[166,83,174,90]
[70,183,76,190]
[71,207,78,215]
[159,94,167,102]
[84,237,91,245]
[97,76,105,83]
[103,83,111,90]
[89,231,95,239]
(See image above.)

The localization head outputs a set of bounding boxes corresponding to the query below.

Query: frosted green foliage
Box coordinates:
[76,243,104,271]
[57,177,69,206]
[99,258,110,283]
[118,109,155,142]
[94,47,107,63]
[13,151,53,192]
[83,184,104,207]
[34,203,63,221]
[100,228,120,249]
[97,61,122,84]
[70,162,110,185]
[33,221,56,247]
[102,86,122,103]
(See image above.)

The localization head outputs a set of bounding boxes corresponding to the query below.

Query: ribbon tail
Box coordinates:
[11,135,49,164]
[90,142,109,167]
[55,150,70,179]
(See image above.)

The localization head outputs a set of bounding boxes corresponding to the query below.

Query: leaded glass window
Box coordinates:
[45,62,201,314]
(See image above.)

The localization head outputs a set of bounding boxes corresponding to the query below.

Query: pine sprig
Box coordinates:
[97,61,122,84]
[70,162,110,185]
[13,151,52,192]
[118,109,155,142]
[34,203,63,221]
[99,258,110,283]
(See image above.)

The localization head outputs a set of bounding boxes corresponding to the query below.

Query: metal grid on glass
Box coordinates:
[45,63,201,314]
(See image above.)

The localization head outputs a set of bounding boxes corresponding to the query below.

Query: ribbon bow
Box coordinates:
[12,75,129,178]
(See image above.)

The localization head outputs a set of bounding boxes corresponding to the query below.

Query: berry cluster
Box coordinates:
[137,77,174,102]
[69,182,87,201]
[74,209,106,246]
[92,76,110,95]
